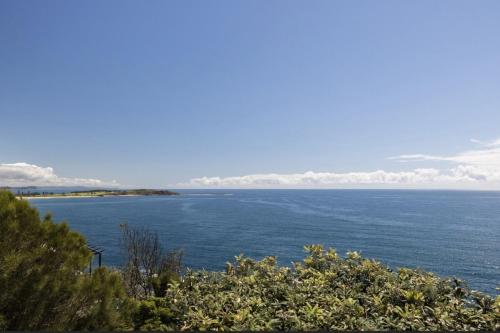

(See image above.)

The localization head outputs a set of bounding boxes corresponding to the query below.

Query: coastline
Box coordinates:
[13,189,180,200]
[17,194,142,200]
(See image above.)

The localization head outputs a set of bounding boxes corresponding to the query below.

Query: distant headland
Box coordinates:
[11,188,180,199]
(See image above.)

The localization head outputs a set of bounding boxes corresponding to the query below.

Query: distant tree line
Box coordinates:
[16,191,55,196]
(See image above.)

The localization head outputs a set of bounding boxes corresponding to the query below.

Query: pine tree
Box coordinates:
[0,190,130,330]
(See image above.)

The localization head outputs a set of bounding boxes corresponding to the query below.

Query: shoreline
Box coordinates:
[14,189,179,200]
[17,194,142,200]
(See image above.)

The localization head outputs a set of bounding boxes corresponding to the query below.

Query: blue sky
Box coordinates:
[1,1,499,189]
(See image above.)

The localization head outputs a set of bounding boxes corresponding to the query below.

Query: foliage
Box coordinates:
[0,190,130,330]
[120,224,183,299]
[1,190,499,331]
[133,245,499,331]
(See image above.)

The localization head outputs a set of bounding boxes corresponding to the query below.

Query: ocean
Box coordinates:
[28,189,499,294]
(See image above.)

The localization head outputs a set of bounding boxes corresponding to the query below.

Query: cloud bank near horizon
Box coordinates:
[0,163,119,187]
[185,167,499,189]
[184,138,500,189]
[3,138,499,190]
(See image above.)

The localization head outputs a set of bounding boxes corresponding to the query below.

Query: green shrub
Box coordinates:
[134,245,499,331]
[0,190,131,330]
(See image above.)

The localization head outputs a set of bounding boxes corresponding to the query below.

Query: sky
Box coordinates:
[1,0,499,189]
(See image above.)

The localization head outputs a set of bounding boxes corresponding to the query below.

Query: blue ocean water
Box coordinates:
[29,189,500,294]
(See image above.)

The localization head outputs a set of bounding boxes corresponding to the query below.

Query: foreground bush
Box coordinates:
[134,245,499,331]
[120,224,183,300]
[0,191,131,330]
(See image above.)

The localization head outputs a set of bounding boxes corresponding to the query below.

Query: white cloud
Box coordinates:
[187,169,438,188]
[183,138,500,189]
[185,167,499,189]
[391,138,500,166]
[185,167,500,189]
[0,162,119,187]
[470,138,500,148]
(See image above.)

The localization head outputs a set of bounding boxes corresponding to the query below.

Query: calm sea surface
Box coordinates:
[29,189,500,294]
